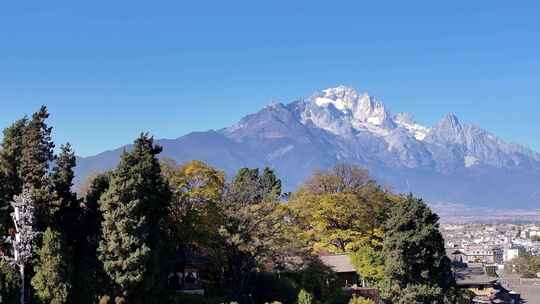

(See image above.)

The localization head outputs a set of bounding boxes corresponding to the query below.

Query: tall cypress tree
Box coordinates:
[31,228,73,304]
[73,172,112,304]
[19,106,55,231]
[0,118,28,233]
[380,195,457,303]
[230,167,282,204]
[231,168,261,204]
[260,167,282,201]
[17,106,79,304]
[50,143,78,233]
[50,144,77,209]
[1,107,79,304]
[20,106,54,190]
[0,107,55,304]
[98,134,171,303]
[43,143,80,303]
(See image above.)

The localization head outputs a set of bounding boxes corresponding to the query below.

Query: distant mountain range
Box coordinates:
[75,86,540,209]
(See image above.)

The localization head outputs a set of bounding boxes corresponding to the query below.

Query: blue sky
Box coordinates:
[1,1,540,156]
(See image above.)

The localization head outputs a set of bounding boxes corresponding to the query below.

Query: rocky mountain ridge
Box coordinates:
[75,86,540,209]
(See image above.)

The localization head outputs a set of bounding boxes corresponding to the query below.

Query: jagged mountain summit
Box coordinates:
[75,86,540,209]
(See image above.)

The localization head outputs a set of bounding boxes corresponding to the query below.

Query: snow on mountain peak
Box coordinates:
[313,85,361,112]
[394,112,415,125]
[308,86,435,138]
[353,94,393,127]
[394,112,430,141]
[309,85,395,128]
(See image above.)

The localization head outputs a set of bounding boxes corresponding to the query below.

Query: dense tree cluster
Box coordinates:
[0,107,468,304]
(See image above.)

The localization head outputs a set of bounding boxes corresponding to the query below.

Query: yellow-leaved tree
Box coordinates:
[287,164,397,253]
[161,158,226,276]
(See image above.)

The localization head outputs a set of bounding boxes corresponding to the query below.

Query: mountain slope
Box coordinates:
[75,86,540,209]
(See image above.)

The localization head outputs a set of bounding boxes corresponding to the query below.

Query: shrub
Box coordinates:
[322,290,351,304]
[348,295,375,304]
[297,289,313,304]
[284,257,339,301]
[349,246,384,283]
[0,260,20,304]
[249,272,298,304]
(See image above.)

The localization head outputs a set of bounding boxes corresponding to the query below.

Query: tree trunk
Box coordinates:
[19,265,24,304]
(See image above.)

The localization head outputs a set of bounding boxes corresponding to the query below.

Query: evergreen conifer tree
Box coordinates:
[2,107,81,304]
[19,106,55,230]
[380,194,457,303]
[230,167,282,204]
[0,259,21,304]
[0,118,27,233]
[20,106,54,190]
[50,144,77,210]
[31,228,72,304]
[260,167,282,201]
[73,172,112,303]
[49,143,79,235]
[48,143,84,302]
[98,134,171,303]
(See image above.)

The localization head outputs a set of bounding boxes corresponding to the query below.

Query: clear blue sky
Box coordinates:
[1,1,540,156]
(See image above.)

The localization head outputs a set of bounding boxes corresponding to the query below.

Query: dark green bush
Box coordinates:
[249,272,298,304]
[322,290,352,304]
[282,258,340,302]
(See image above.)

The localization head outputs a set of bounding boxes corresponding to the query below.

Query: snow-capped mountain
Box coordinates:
[75,86,540,209]
[394,112,430,141]
[299,85,397,137]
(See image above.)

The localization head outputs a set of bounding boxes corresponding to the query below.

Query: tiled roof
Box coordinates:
[319,254,356,273]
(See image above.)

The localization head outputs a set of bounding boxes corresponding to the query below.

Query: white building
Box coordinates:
[462,246,495,264]
[503,246,525,262]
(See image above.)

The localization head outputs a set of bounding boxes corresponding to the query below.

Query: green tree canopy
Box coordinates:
[0,259,20,304]
[0,117,27,233]
[350,245,384,284]
[82,172,111,212]
[229,167,282,204]
[31,228,73,304]
[380,194,458,303]
[163,160,225,242]
[72,171,112,303]
[216,167,291,300]
[20,106,54,190]
[98,134,171,303]
[288,165,395,253]
[49,143,79,232]
[297,289,313,304]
